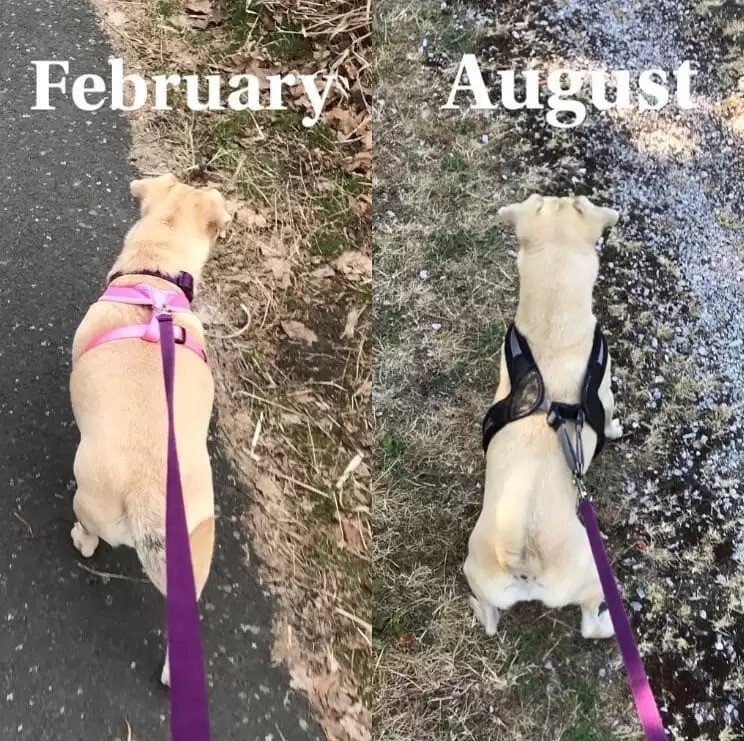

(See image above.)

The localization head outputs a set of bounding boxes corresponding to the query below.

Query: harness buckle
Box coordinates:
[546,406,563,431]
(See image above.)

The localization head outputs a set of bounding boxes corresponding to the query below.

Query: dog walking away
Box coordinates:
[464,194,623,639]
[69,174,231,685]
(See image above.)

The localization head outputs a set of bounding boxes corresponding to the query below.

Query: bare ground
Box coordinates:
[88,1,372,739]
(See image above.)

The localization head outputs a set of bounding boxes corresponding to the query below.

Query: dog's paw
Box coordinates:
[161,654,171,687]
[605,418,624,440]
[71,522,99,558]
[581,609,615,639]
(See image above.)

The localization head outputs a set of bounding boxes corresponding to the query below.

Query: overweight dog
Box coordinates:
[464,195,622,640]
[69,174,231,685]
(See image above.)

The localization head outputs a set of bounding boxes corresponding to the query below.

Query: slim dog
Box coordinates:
[69,174,231,684]
[464,195,622,639]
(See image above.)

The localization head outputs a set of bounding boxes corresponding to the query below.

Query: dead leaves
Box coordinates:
[255,474,282,501]
[183,0,223,29]
[236,207,269,229]
[340,308,361,340]
[334,251,372,282]
[265,257,292,287]
[281,320,318,346]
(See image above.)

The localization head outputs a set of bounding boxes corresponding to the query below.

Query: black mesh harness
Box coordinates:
[482,323,609,477]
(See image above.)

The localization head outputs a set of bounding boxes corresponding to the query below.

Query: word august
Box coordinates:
[32,59,335,127]
[443,55,698,128]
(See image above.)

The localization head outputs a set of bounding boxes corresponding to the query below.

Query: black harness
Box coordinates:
[482,323,609,476]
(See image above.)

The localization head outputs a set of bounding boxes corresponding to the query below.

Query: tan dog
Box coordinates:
[464,195,622,640]
[69,174,231,685]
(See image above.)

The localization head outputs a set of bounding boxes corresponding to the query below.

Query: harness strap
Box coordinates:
[582,324,608,456]
[82,283,207,363]
[85,322,207,362]
[158,314,211,741]
[110,269,195,303]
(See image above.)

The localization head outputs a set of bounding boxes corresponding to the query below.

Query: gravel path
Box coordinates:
[0,2,321,738]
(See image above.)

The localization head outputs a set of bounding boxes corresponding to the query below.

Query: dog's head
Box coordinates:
[130,174,232,243]
[497,195,618,251]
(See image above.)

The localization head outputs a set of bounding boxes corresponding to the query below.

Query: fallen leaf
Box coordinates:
[236,207,268,228]
[310,265,336,279]
[340,516,365,552]
[265,257,292,287]
[325,107,360,136]
[340,307,361,339]
[105,9,129,27]
[254,474,282,500]
[281,320,318,346]
[397,634,414,650]
[334,251,371,280]
[184,0,222,28]
[344,150,372,174]
[185,0,212,14]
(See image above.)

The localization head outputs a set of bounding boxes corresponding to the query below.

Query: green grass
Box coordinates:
[440,151,468,173]
[262,23,314,60]
[477,323,507,357]
[380,431,406,469]
[425,226,502,263]
[155,0,174,17]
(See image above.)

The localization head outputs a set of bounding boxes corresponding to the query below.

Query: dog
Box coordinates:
[464,194,623,640]
[69,173,231,685]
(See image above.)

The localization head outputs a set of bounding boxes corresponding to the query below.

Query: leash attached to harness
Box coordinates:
[158,312,212,741]
[482,322,666,741]
[81,274,211,741]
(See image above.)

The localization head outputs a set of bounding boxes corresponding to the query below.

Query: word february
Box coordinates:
[443,55,698,128]
[32,58,335,127]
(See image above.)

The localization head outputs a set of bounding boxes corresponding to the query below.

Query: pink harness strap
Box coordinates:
[82,283,207,362]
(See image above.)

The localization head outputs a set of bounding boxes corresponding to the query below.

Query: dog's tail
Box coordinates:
[129,502,215,599]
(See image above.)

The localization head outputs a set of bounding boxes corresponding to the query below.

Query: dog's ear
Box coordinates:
[130,174,178,214]
[202,188,232,240]
[498,194,543,227]
[574,196,619,229]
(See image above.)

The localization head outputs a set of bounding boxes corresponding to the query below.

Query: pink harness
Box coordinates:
[83,283,207,361]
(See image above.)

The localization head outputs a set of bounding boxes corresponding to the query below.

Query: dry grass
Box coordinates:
[373,0,739,739]
[89,1,372,739]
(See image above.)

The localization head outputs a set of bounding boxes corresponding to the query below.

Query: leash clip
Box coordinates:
[573,475,590,501]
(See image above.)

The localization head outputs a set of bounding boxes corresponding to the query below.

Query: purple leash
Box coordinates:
[157,313,211,741]
[578,491,666,740]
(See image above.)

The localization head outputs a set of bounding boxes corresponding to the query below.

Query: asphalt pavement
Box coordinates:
[0,2,321,739]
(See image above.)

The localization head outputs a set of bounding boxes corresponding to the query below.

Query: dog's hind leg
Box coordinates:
[580,600,614,639]
[574,533,614,639]
[468,595,500,635]
[71,521,99,558]
[71,490,108,557]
